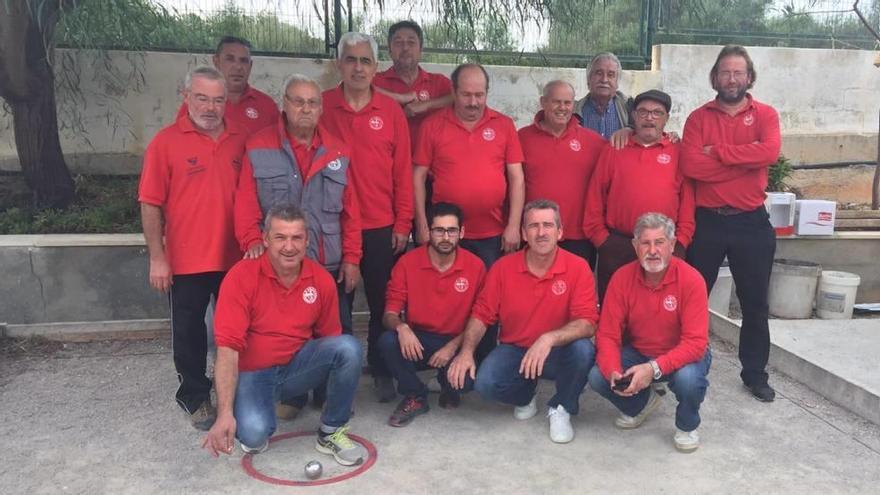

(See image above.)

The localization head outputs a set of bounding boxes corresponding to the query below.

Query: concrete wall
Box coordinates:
[2,44,877,174]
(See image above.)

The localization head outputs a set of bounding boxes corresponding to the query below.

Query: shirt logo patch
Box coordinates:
[663,295,677,312]
[418,89,430,101]
[482,128,496,141]
[327,159,342,171]
[454,277,469,293]
[245,107,259,119]
[743,114,755,126]
[551,280,567,296]
[569,139,581,152]
[369,116,384,130]
[657,153,671,165]
[302,286,318,304]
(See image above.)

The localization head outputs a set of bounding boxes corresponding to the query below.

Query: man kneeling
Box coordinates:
[588,212,711,453]
[203,204,367,466]
[448,199,599,443]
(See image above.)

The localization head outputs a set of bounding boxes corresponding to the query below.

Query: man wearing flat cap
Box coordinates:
[583,90,695,303]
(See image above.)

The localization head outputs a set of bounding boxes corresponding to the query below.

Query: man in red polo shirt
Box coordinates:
[373,20,453,147]
[319,32,413,403]
[448,199,599,444]
[379,202,486,427]
[413,63,525,269]
[584,90,695,302]
[202,205,367,466]
[177,36,279,134]
[519,80,605,268]
[588,212,710,453]
[680,45,781,402]
[139,66,246,430]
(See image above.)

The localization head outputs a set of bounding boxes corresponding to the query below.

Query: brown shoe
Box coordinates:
[276,402,301,420]
[388,396,429,427]
[190,401,217,431]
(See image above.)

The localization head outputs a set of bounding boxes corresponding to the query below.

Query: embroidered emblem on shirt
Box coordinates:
[551,280,567,296]
[482,128,496,141]
[569,139,581,152]
[663,295,677,312]
[418,89,430,101]
[369,116,384,130]
[454,277,469,293]
[327,159,342,171]
[245,107,259,119]
[657,153,671,165]
[743,114,755,126]
[302,286,318,304]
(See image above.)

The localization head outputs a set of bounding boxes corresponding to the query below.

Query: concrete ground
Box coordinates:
[1,335,879,495]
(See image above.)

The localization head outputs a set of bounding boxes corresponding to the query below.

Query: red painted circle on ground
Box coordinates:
[241,431,378,487]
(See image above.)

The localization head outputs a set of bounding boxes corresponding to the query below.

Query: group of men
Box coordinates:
[139,22,781,466]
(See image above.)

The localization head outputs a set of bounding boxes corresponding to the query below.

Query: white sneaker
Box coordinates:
[240,439,269,455]
[614,388,662,429]
[547,405,574,443]
[674,428,700,453]
[513,396,537,420]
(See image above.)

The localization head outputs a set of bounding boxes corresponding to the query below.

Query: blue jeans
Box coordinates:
[378,329,455,398]
[474,340,595,415]
[587,345,712,432]
[233,335,361,448]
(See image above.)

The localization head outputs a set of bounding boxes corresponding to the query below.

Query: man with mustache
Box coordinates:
[177,36,279,135]
[574,53,631,139]
[448,200,599,444]
[588,212,710,453]
[320,32,413,403]
[378,202,486,426]
[519,80,605,268]
[583,90,695,303]
[680,45,781,403]
[139,66,247,430]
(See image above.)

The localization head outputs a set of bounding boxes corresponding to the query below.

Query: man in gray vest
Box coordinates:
[574,52,631,140]
[234,73,363,416]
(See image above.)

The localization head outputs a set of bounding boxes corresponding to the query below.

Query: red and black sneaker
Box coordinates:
[388,396,430,427]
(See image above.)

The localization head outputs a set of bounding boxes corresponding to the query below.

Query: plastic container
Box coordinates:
[816,271,861,319]
[768,259,821,319]
[708,263,733,316]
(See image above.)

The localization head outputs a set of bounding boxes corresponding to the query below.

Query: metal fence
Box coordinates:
[58,0,880,67]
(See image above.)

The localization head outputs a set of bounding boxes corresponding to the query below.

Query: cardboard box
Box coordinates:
[795,200,836,236]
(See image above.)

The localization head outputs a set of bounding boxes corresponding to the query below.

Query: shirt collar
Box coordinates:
[532,111,580,138]
[416,245,465,273]
[443,106,500,132]
[329,84,384,112]
[625,134,673,150]
[705,93,755,116]
[636,256,680,290]
[259,253,315,286]
[175,112,242,137]
[380,66,429,86]
[517,248,567,279]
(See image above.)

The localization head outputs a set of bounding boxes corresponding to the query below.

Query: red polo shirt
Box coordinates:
[213,256,341,372]
[414,107,524,239]
[583,136,696,248]
[320,85,413,234]
[138,114,245,275]
[234,121,362,265]
[471,248,599,348]
[385,246,486,336]
[680,95,781,210]
[177,85,279,135]
[519,113,605,241]
[595,257,709,379]
[373,66,452,147]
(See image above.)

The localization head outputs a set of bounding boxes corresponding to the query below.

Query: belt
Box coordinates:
[700,206,750,216]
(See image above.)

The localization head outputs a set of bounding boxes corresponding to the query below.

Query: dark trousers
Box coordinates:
[559,238,597,272]
[351,225,397,378]
[378,329,455,398]
[687,207,775,385]
[170,271,225,414]
[459,235,503,359]
[596,231,637,304]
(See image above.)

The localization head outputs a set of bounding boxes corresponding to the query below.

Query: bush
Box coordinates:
[767,154,794,192]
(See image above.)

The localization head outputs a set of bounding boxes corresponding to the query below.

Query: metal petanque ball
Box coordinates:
[304,460,323,480]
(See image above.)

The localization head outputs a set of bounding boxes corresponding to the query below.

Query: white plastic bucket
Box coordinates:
[709,264,733,316]
[816,271,861,319]
[768,259,821,319]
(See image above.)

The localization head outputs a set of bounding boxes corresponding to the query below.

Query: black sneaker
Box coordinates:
[388,396,429,427]
[438,388,461,409]
[374,376,397,403]
[745,382,776,402]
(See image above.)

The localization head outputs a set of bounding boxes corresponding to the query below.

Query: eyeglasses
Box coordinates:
[430,227,461,238]
[635,109,667,119]
[717,70,748,81]
[284,95,321,109]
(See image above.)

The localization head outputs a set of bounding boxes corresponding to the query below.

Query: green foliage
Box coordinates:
[0,174,141,234]
[767,154,794,192]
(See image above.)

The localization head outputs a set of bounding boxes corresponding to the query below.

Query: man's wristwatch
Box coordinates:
[649,360,662,380]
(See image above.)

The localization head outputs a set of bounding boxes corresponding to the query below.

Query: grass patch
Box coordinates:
[0,173,141,234]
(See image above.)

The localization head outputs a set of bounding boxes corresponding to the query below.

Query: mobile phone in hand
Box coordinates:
[613,375,632,391]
